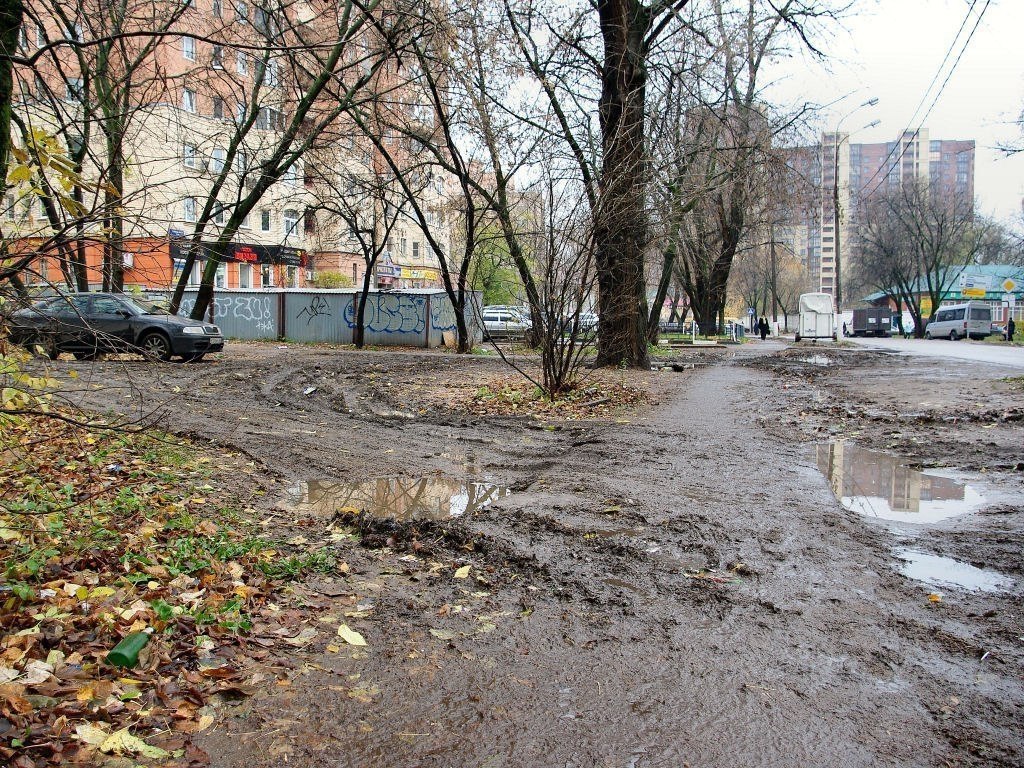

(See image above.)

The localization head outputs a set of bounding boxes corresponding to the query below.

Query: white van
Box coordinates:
[924,301,992,340]
[795,292,837,342]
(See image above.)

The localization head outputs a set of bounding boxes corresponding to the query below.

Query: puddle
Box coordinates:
[285,476,510,521]
[799,355,833,366]
[816,443,986,524]
[895,548,1014,593]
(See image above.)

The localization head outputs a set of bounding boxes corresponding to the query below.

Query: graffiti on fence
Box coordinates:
[296,294,331,325]
[344,294,426,334]
[216,295,276,333]
[430,299,457,331]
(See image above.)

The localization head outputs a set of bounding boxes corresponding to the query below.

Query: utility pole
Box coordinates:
[770,224,778,322]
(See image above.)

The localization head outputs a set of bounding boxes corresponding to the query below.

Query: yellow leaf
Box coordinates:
[89,586,116,599]
[453,565,471,579]
[75,722,109,746]
[337,624,367,646]
[99,728,170,759]
[928,593,942,603]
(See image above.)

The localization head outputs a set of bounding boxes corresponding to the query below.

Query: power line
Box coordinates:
[857,0,990,198]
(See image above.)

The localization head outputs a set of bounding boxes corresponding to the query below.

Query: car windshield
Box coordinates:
[121,296,171,315]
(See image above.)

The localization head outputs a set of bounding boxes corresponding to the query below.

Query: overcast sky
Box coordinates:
[767,0,1024,225]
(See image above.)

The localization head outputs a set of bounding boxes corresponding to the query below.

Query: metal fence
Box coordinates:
[176,288,482,347]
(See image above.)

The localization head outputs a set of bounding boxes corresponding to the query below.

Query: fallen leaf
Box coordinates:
[337,624,367,647]
[453,565,471,579]
[20,660,53,685]
[75,722,110,746]
[281,627,318,647]
[429,629,458,641]
[100,728,171,759]
[928,593,942,603]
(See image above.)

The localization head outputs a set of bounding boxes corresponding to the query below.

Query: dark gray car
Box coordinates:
[7,292,224,362]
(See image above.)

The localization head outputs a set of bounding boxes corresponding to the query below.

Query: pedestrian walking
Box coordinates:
[758,317,769,341]
[1007,317,1016,342]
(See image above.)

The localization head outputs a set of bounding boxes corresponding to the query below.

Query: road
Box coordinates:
[844,335,1024,368]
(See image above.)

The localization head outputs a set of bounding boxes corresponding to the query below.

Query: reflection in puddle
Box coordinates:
[816,443,986,524]
[286,477,509,521]
[895,548,1014,592]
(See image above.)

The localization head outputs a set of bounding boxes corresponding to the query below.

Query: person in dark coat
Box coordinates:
[1007,317,1016,342]
[758,317,769,341]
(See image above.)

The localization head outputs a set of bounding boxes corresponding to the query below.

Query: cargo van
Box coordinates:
[795,292,836,342]
[923,301,992,340]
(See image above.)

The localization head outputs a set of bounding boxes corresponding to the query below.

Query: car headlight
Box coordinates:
[181,326,205,335]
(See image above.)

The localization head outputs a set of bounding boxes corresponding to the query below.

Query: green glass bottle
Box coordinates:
[106,631,151,668]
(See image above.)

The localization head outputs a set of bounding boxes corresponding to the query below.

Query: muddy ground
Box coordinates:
[55,340,1024,767]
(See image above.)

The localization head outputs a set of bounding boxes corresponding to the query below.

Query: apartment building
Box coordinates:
[5,0,451,294]
[783,129,976,303]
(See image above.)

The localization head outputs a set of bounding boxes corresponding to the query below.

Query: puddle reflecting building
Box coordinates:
[816,443,982,523]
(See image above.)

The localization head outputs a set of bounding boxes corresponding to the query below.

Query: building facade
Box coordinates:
[784,129,976,304]
[4,0,452,296]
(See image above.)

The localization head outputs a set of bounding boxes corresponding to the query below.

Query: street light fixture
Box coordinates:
[831,98,879,310]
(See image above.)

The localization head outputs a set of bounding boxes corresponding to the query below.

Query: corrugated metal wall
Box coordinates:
[175,289,480,347]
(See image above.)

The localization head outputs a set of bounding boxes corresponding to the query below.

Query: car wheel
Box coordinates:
[181,352,205,363]
[924,331,931,339]
[794,333,801,342]
[949,330,958,341]
[139,332,172,361]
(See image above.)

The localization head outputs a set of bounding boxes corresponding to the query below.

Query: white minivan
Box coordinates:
[924,301,992,340]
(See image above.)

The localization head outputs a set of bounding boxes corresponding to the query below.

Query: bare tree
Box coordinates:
[853,178,985,337]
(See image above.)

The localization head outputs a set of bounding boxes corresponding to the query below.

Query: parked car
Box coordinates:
[7,292,224,362]
[481,307,531,340]
[924,301,992,340]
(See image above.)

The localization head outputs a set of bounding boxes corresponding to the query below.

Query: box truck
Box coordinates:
[849,307,893,337]
[795,293,836,342]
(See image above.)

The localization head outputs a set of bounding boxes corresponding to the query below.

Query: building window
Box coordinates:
[256,107,282,130]
[239,262,251,288]
[236,50,248,75]
[215,262,226,288]
[210,147,227,173]
[304,208,316,235]
[240,211,251,229]
[260,209,271,231]
[183,143,198,168]
[35,23,44,48]
[182,36,196,61]
[234,1,248,22]
[285,266,297,287]
[235,101,246,124]
[352,263,357,284]
[182,88,197,113]
[213,202,226,224]
[283,160,300,185]
[183,197,197,222]
[412,241,420,260]
[261,264,273,286]
[67,23,82,42]
[283,209,299,236]
[212,45,223,69]
[65,77,83,102]
[189,261,202,285]
[213,96,224,119]
[212,0,222,17]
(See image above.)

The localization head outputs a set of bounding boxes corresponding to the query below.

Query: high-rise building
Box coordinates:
[783,129,976,303]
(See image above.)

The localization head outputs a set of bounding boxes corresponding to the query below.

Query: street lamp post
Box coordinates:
[831,98,878,310]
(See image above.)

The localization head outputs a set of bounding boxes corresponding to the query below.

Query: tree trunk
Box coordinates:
[594,0,651,369]
[354,269,372,349]
[646,244,675,344]
[0,0,22,199]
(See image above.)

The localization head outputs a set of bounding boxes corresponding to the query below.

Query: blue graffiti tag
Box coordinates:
[344,294,426,334]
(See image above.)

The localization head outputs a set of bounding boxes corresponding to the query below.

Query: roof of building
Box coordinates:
[862,263,1024,303]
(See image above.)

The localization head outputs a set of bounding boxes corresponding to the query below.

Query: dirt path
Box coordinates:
[54,342,1024,766]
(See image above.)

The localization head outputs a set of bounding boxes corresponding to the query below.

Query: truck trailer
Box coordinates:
[848,308,893,337]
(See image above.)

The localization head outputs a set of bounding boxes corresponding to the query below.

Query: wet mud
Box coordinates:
[52,341,1024,766]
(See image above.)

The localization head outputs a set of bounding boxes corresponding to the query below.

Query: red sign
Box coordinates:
[235,246,258,263]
